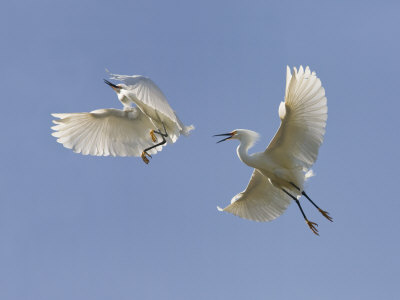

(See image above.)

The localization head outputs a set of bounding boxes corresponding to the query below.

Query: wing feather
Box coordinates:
[266,66,327,171]
[218,170,291,222]
[51,108,163,157]
[107,72,194,140]
[108,73,178,122]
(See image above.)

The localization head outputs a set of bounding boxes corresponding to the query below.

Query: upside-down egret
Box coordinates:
[51,72,194,164]
[215,66,331,235]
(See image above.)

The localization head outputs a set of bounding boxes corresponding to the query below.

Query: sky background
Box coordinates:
[1,0,400,299]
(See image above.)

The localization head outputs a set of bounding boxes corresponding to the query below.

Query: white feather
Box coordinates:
[267,65,327,174]
[218,170,291,222]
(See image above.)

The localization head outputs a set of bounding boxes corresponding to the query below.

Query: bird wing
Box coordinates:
[51,108,163,157]
[218,170,291,222]
[108,73,178,123]
[266,66,327,171]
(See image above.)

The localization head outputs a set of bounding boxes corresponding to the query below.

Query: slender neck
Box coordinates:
[236,139,256,168]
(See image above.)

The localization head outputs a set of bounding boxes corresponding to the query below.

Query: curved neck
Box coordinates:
[236,139,256,168]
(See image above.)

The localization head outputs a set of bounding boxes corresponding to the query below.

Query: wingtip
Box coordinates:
[51,113,64,119]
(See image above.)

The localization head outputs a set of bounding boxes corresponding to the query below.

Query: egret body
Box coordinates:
[51,72,194,164]
[215,66,331,235]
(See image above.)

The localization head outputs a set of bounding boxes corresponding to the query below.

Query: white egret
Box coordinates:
[215,66,331,235]
[51,72,194,164]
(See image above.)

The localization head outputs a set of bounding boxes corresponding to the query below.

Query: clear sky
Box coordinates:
[1,0,400,299]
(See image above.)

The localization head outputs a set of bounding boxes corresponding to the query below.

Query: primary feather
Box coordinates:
[267,66,327,171]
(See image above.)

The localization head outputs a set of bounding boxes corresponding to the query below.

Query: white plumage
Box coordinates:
[51,72,194,163]
[216,66,330,235]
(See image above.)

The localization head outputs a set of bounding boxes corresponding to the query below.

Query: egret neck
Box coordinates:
[236,133,258,169]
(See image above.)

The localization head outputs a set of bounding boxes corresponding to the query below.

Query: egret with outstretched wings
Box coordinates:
[51,72,194,164]
[215,66,331,235]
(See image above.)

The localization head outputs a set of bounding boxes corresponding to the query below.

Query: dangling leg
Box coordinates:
[141,123,169,164]
[141,137,166,164]
[301,191,333,222]
[282,188,319,235]
[289,182,333,222]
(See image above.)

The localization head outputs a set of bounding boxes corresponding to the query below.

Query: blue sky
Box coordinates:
[1,0,400,299]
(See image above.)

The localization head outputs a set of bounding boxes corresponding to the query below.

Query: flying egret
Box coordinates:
[51,72,194,164]
[215,66,331,235]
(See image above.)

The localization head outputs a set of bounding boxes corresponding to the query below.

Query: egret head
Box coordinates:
[104,79,125,92]
[214,129,260,145]
[214,131,237,143]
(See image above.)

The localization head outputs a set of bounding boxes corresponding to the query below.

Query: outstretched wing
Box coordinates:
[218,170,291,222]
[266,66,327,171]
[108,73,178,123]
[51,108,163,157]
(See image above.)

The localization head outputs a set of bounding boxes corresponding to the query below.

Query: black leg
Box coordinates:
[141,123,169,164]
[282,188,319,236]
[289,182,333,222]
[155,122,168,138]
[290,182,301,190]
[143,136,167,153]
[302,191,319,209]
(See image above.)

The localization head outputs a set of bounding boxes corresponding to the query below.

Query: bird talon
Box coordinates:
[150,130,158,142]
[318,208,333,222]
[306,220,319,236]
[141,151,151,164]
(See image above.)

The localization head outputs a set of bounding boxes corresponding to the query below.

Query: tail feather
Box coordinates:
[182,124,195,136]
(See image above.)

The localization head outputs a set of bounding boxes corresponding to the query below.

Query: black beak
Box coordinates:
[213,133,234,143]
[104,79,120,90]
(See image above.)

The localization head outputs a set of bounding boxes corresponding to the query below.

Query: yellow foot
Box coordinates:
[150,130,158,142]
[306,220,319,236]
[319,208,333,222]
[141,151,151,164]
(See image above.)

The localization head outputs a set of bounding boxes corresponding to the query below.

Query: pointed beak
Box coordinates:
[213,132,234,143]
[104,79,120,91]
